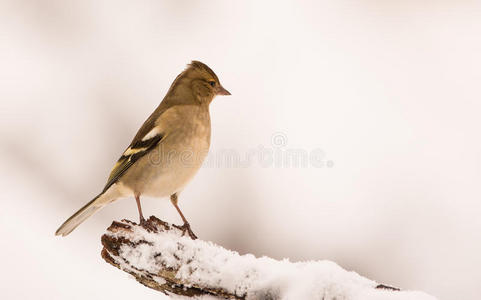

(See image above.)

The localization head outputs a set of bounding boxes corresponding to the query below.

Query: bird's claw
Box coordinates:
[173,222,198,240]
[139,217,157,232]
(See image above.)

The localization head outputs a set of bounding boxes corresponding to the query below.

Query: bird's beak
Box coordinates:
[216,85,231,96]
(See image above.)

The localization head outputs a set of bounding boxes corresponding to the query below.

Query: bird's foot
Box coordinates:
[173,222,198,240]
[139,217,157,232]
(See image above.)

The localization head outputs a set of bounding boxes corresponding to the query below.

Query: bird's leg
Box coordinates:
[170,193,197,240]
[135,194,157,231]
[135,193,145,224]
[135,194,157,232]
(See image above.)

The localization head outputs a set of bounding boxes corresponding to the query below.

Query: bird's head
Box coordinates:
[169,61,230,104]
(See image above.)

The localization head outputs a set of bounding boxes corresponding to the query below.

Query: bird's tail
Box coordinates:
[55,192,111,237]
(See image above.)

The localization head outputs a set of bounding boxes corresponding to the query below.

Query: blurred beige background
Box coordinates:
[1,0,480,299]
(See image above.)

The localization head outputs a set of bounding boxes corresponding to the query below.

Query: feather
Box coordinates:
[103,133,163,192]
[55,193,105,236]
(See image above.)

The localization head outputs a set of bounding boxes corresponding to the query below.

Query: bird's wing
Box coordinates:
[102,102,187,192]
[102,101,174,192]
[103,128,163,192]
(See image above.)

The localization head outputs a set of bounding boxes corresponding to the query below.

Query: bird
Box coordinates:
[55,60,230,239]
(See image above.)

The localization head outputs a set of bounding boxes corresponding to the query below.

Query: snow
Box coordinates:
[105,222,437,300]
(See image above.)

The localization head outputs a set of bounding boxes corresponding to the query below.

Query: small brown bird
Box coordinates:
[56,61,230,238]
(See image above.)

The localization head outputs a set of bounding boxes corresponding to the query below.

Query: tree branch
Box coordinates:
[101,217,435,300]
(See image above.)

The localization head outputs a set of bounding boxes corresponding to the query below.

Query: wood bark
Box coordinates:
[101,216,399,299]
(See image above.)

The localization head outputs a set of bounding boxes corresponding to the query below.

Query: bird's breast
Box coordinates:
[134,106,211,198]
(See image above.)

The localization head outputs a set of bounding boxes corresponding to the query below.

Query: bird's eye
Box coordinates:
[209,81,216,87]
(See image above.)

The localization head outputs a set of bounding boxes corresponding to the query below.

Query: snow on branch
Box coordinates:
[101,217,437,300]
